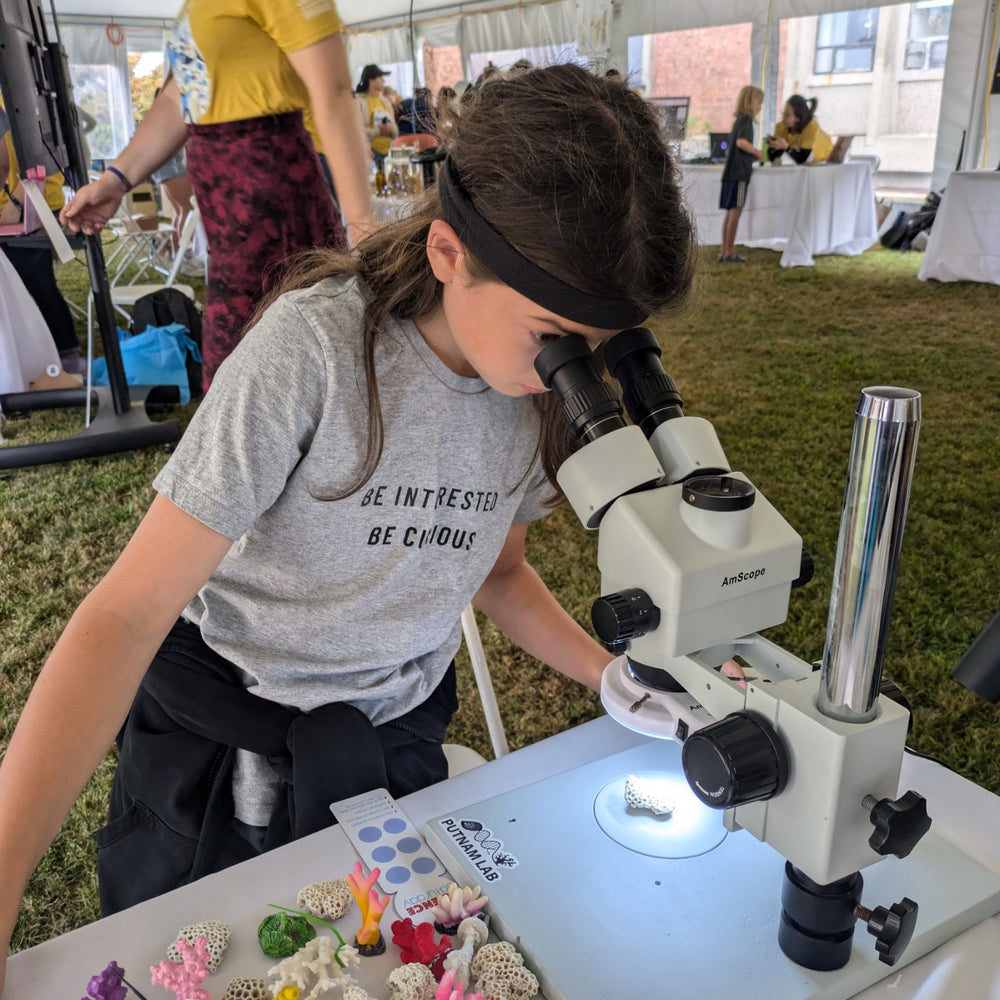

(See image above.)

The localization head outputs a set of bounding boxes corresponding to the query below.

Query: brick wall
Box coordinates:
[650,24,753,136]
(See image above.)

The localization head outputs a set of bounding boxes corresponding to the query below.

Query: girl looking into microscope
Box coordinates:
[0,65,698,991]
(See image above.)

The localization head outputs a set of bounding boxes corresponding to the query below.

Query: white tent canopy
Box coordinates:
[50,0,998,187]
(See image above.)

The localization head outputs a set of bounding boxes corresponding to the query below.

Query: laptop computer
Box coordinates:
[709,132,731,163]
[826,134,855,164]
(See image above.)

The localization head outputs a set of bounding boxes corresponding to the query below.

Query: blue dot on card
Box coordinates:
[411,856,437,874]
[385,866,411,884]
[371,846,396,863]
[383,818,407,834]
[396,836,421,853]
[358,826,382,842]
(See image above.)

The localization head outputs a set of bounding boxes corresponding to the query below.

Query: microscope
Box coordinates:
[535,328,930,972]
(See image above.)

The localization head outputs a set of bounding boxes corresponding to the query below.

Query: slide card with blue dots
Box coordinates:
[330,787,454,921]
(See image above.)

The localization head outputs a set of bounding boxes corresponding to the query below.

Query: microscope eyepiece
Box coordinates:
[603,327,684,438]
[534,335,627,443]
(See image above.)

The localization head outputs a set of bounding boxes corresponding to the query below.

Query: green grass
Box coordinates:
[1,243,998,952]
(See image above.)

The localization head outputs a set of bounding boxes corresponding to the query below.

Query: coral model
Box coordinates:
[435,968,485,1000]
[167,920,232,973]
[347,861,391,956]
[220,976,271,1000]
[297,878,354,922]
[470,941,539,1000]
[391,917,453,979]
[258,911,317,958]
[268,935,361,1000]
[623,773,674,817]
[83,961,128,1000]
[442,917,489,989]
[150,936,212,1000]
[385,962,437,1000]
[429,884,489,935]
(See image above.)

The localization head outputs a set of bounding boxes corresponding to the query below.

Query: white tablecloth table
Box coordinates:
[918,170,1000,284]
[5,716,1000,1000]
[679,161,878,267]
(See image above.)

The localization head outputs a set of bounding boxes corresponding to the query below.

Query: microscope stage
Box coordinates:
[425,739,1000,1000]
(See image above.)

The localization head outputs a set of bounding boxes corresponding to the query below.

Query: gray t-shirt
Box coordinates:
[153,277,549,823]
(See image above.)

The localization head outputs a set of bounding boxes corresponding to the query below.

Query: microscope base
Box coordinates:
[425,739,1000,1000]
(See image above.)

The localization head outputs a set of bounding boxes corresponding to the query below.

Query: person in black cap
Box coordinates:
[356,64,398,170]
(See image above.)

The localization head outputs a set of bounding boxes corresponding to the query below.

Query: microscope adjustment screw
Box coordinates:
[854,897,918,966]
[864,790,932,858]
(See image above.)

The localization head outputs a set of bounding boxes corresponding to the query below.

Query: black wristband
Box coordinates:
[3,183,23,210]
[106,165,134,192]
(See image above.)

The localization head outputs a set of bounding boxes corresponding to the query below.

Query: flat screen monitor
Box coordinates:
[709,131,731,163]
[649,96,690,142]
[0,0,87,188]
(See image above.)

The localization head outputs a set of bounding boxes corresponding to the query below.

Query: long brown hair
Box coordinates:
[268,64,696,501]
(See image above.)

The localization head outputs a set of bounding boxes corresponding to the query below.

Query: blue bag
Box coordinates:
[91,323,202,406]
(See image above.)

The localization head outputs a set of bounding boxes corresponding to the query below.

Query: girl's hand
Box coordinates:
[59,175,125,234]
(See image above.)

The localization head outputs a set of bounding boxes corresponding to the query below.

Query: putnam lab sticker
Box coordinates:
[435,817,520,881]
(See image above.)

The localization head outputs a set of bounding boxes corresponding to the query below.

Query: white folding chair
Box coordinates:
[443,604,510,776]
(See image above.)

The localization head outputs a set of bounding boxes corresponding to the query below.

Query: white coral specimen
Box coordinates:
[268,935,360,1000]
[386,962,437,1000]
[167,920,231,973]
[430,884,489,930]
[220,976,270,1000]
[471,941,539,1000]
[297,878,354,921]
[624,774,674,817]
[442,917,489,987]
[342,985,374,1000]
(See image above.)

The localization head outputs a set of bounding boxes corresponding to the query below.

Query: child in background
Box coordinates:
[719,85,764,263]
[0,64,697,988]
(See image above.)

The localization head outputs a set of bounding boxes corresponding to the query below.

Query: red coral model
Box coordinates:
[391,917,453,980]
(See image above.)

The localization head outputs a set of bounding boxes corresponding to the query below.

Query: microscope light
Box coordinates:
[593,769,727,859]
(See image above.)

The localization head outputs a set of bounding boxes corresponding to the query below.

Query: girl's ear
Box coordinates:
[426,219,467,284]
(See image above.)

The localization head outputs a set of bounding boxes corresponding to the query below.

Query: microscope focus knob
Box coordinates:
[591,589,660,647]
[681,710,789,808]
[865,790,931,858]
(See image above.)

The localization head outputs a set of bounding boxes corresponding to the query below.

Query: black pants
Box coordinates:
[3,245,80,354]
[96,618,457,915]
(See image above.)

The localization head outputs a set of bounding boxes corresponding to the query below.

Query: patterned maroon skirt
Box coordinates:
[186,112,344,390]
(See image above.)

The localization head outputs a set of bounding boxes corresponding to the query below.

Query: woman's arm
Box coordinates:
[61,78,188,234]
[473,522,611,693]
[0,495,233,993]
[287,34,373,243]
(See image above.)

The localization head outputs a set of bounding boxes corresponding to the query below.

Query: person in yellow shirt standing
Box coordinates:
[0,100,84,372]
[355,64,398,172]
[61,0,372,391]
[766,94,834,164]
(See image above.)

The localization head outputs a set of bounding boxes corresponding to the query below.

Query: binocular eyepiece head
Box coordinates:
[534,327,686,443]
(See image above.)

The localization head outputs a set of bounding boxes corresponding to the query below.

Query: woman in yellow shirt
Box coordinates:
[61,0,372,391]
[766,94,834,164]
[355,64,398,172]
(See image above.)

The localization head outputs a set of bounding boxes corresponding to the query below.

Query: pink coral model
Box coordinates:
[429,885,488,935]
[150,936,212,1000]
[435,968,485,1000]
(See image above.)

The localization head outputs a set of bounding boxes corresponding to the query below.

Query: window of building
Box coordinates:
[904,1,952,70]
[814,9,880,74]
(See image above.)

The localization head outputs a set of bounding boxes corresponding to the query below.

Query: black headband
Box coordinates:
[437,159,647,329]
